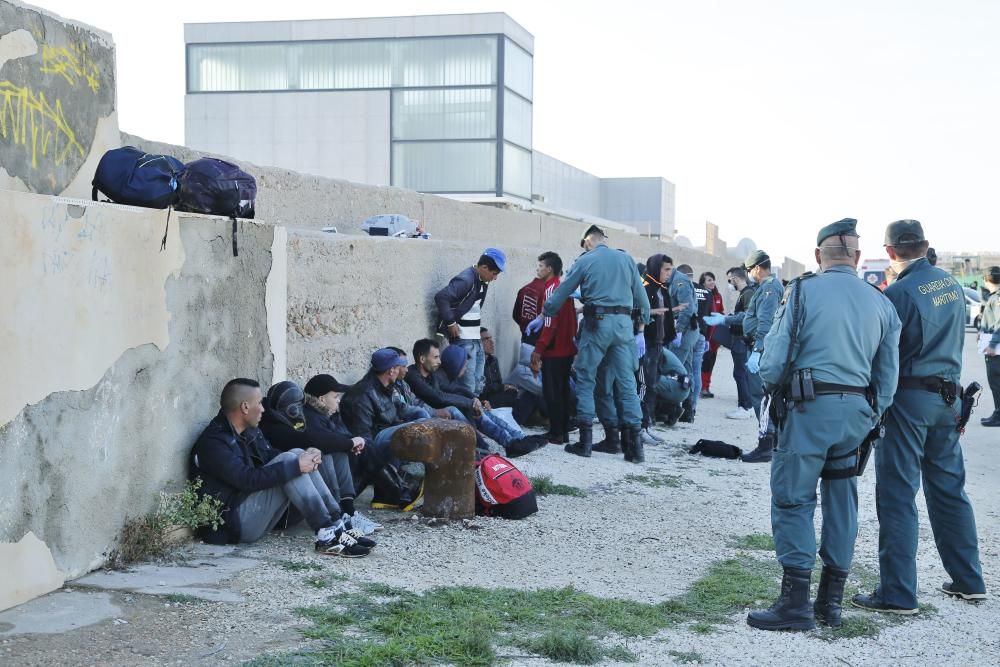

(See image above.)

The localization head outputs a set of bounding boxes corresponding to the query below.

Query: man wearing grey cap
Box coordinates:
[852,220,987,615]
[746,218,900,632]
[543,224,651,461]
[979,266,1000,426]
[704,248,785,462]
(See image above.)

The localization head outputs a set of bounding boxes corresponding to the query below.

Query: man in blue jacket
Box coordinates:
[189,378,370,557]
[434,248,507,397]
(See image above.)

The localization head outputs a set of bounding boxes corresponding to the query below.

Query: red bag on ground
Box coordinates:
[475,454,538,519]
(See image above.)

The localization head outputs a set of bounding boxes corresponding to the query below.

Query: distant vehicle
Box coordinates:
[859,258,890,287]
[964,287,982,329]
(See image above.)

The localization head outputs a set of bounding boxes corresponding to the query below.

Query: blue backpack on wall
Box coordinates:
[175,158,256,220]
[92,146,184,209]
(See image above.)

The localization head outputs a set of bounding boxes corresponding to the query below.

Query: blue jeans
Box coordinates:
[690,335,706,412]
[731,340,752,410]
[476,411,524,446]
[454,339,485,396]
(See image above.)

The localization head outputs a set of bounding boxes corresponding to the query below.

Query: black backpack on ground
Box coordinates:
[176,158,257,256]
[689,439,742,459]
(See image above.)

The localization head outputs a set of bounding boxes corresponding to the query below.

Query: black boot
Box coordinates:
[981,410,1000,427]
[742,433,775,463]
[565,424,592,457]
[747,567,815,631]
[622,426,646,463]
[814,566,849,628]
[678,399,694,423]
[592,426,622,454]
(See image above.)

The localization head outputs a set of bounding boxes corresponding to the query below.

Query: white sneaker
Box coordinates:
[726,408,755,420]
[350,511,383,534]
[641,428,664,445]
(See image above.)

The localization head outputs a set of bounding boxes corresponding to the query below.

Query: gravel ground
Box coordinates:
[4,332,999,666]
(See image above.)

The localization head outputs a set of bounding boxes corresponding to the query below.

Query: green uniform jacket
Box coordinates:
[742,274,784,354]
[543,244,650,324]
[759,264,901,417]
[668,270,698,332]
[884,258,964,383]
[980,290,1000,349]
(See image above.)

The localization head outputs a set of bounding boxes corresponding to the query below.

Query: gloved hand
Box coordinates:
[524,317,543,335]
[671,332,683,347]
[747,350,761,374]
[703,313,726,326]
[635,333,647,358]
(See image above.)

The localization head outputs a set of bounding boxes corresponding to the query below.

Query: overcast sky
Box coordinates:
[43,0,999,264]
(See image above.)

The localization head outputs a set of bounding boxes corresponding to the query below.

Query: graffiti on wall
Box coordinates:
[0,1,115,194]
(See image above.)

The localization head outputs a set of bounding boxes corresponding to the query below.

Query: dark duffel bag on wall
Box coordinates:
[175,157,256,219]
[92,146,183,209]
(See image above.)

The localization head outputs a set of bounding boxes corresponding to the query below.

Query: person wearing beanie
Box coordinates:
[341,348,427,510]
[189,378,372,557]
[434,247,507,398]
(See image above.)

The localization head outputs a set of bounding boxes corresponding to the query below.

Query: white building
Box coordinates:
[184,13,675,237]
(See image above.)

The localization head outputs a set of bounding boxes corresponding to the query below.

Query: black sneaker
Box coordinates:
[850,592,917,615]
[315,530,371,558]
[941,581,987,602]
[701,390,714,398]
[343,523,377,549]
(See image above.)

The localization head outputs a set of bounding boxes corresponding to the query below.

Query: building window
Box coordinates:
[503,89,531,149]
[392,88,496,140]
[503,39,532,100]
[393,141,496,192]
[188,36,497,92]
[502,142,531,198]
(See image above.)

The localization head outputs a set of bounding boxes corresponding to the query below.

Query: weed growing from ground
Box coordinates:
[624,472,690,489]
[279,560,323,572]
[164,593,198,604]
[669,650,705,664]
[530,474,587,497]
[732,533,775,551]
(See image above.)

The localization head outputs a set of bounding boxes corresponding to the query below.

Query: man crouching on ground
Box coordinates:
[189,378,373,557]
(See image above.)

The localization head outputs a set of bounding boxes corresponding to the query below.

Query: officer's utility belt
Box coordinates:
[897,376,959,405]
[584,305,632,316]
[769,369,868,430]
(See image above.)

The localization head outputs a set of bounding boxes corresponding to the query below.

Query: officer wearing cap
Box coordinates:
[979,265,1000,426]
[851,220,987,615]
[543,225,650,460]
[746,218,900,632]
[704,247,785,462]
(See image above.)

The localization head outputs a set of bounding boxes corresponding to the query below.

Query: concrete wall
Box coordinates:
[185,90,390,185]
[0,191,282,599]
[0,0,119,198]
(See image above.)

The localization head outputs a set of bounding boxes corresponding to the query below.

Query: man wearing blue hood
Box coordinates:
[435,248,507,398]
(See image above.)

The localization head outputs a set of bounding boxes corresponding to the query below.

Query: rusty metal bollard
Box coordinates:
[390,418,477,519]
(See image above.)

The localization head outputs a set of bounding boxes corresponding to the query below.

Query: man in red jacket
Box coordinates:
[530,252,578,445]
[513,265,549,346]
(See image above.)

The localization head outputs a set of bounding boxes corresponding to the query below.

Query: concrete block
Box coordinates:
[0,532,65,612]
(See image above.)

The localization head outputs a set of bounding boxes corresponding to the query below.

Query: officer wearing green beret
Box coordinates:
[704,248,785,462]
[851,220,986,615]
[747,218,901,631]
[543,225,651,460]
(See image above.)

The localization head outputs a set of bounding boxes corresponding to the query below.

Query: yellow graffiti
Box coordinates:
[40,42,101,93]
[0,81,85,168]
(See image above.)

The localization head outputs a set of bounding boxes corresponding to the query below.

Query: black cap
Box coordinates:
[987,266,1000,284]
[817,218,859,246]
[883,219,925,247]
[304,374,352,397]
[580,224,606,248]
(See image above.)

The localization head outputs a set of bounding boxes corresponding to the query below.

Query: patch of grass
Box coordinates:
[624,472,690,489]
[820,614,883,641]
[164,593,198,604]
[517,630,604,664]
[664,558,781,628]
[530,475,587,497]
[305,576,332,590]
[280,560,323,572]
[669,650,705,664]
[688,621,714,634]
[732,533,775,551]
[603,645,639,662]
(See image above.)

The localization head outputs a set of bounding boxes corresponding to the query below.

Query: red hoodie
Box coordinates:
[534,277,578,358]
[513,277,547,343]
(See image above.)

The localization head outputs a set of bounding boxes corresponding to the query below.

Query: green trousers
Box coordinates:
[874,389,985,608]
[771,393,872,571]
[575,314,641,427]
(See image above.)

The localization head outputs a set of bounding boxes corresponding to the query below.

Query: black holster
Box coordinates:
[958,381,982,433]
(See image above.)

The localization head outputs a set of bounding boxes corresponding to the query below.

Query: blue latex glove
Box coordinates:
[635,333,647,358]
[747,350,761,374]
[671,332,683,347]
[569,291,582,300]
[524,317,543,336]
[703,313,726,326]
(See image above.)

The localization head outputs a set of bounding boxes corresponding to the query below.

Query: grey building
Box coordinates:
[184,13,674,237]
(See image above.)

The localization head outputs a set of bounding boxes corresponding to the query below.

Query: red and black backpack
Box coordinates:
[474,454,538,519]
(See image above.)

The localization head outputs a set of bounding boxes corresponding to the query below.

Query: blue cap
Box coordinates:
[440,345,470,380]
[371,348,399,373]
[482,247,506,272]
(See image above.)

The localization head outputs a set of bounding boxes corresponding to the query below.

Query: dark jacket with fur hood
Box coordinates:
[642,254,677,347]
[301,394,356,453]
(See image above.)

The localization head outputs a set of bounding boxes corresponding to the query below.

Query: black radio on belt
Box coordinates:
[789,368,815,403]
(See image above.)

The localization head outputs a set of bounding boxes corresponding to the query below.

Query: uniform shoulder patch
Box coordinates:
[781,272,816,304]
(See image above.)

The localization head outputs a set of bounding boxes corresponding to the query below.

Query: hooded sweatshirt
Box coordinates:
[643,254,676,347]
[534,276,578,358]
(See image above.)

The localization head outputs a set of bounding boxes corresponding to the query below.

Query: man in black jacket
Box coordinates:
[189,378,370,557]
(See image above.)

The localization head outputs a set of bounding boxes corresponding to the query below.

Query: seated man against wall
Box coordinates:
[189,378,372,557]
[259,379,380,536]
[386,346,458,422]
[506,341,547,425]
[479,327,518,408]
[341,348,426,510]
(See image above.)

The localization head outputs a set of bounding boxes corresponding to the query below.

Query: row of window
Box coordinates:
[391,87,531,147]
[392,141,530,198]
[188,36,533,100]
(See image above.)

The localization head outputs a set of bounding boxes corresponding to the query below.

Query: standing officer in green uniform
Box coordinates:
[746,219,900,632]
[852,220,986,615]
[544,225,650,460]
[978,266,1000,426]
[704,249,784,462]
